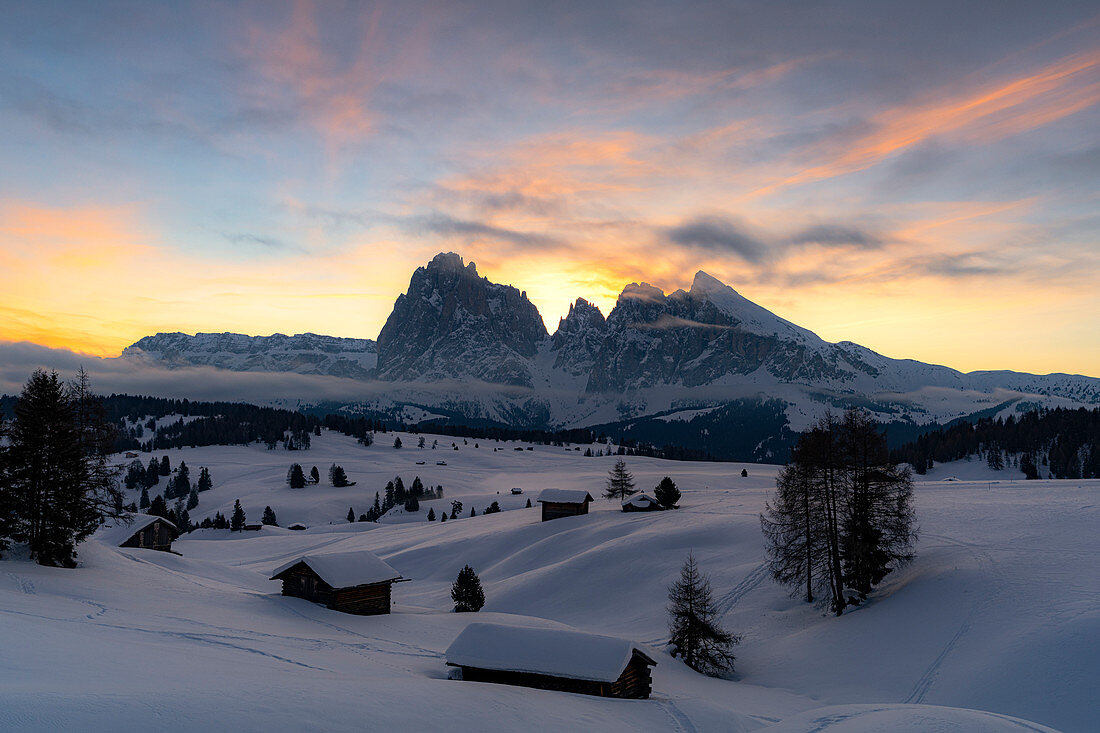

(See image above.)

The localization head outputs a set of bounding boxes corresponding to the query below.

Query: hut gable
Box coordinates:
[622,493,661,512]
[270,550,404,616]
[445,622,656,698]
[536,489,594,522]
[96,513,177,552]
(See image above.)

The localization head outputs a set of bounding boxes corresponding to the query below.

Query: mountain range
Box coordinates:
[122,252,1100,457]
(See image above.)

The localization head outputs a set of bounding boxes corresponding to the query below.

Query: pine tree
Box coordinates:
[347,507,355,522]
[287,463,306,488]
[149,494,169,520]
[440,513,446,522]
[411,476,424,498]
[604,458,637,501]
[484,501,500,514]
[145,458,160,488]
[667,552,739,676]
[525,497,532,508]
[197,467,213,492]
[404,495,420,512]
[384,480,395,509]
[186,487,199,510]
[159,455,171,476]
[230,500,246,531]
[427,507,436,521]
[394,476,406,503]
[174,461,191,498]
[372,492,381,518]
[654,477,680,509]
[3,369,124,566]
[330,465,349,487]
[309,466,320,484]
[393,436,402,449]
[741,468,748,477]
[261,506,278,526]
[451,565,486,612]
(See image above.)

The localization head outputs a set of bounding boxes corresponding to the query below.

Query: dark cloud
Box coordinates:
[665,216,767,262]
[788,224,882,249]
[224,233,297,251]
[409,213,559,247]
[913,252,1018,278]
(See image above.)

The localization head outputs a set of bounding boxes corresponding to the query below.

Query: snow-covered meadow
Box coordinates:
[1,430,1096,731]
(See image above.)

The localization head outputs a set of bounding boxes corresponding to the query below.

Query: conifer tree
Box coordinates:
[330,465,349,487]
[145,458,160,488]
[286,463,306,488]
[384,480,395,509]
[186,487,199,510]
[3,369,124,566]
[604,458,637,501]
[654,476,680,508]
[372,492,381,518]
[411,476,424,497]
[230,500,246,531]
[427,507,436,521]
[159,455,171,476]
[451,565,485,612]
[667,552,739,676]
[347,507,355,522]
[196,467,213,492]
[440,513,446,522]
[149,494,169,520]
[394,476,406,503]
[469,507,476,517]
[393,436,402,449]
[450,500,462,519]
[525,497,532,508]
[261,506,278,526]
[309,466,320,484]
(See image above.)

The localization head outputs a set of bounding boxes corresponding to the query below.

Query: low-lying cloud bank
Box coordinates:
[0,340,379,404]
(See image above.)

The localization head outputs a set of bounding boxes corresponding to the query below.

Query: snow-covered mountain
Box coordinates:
[122,332,377,379]
[120,253,1100,435]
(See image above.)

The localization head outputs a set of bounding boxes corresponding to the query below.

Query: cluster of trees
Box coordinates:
[890,407,1100,479]
[761,410,917,615]
[286,463,353,489]
[603,460,682,509]
[74,394,323,453]
[0,370,126,566]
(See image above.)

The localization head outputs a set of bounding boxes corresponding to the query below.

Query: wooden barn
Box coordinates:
[445,622,657,699]
[96,513,177,552]
[622,493,662,512]
[270,550,404,616]
[536,488,594,522]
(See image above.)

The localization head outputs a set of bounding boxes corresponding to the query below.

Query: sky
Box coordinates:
[0,0,1097,377]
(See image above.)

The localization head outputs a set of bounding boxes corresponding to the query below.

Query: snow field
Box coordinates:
[0,429,1096,731]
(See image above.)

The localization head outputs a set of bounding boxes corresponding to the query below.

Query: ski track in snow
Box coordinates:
[717,562,769,618]
[651,698,698,733]
[903,532,1009,705]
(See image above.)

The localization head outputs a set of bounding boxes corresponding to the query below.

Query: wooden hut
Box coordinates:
[270,550,404,615]
[622,493,662,512]
[96,513,177,552]
[536,489,594,522]
[445,622,656,699]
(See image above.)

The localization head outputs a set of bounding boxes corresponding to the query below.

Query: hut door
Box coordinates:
[301,574,316,599]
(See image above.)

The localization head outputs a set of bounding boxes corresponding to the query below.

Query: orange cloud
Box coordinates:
[749,49,1100,197]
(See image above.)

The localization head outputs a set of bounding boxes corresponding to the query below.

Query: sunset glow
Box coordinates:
[1,2,1097,375]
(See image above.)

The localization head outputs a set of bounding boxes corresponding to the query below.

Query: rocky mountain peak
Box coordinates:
[551,298,607,376]
[375,253,548,387]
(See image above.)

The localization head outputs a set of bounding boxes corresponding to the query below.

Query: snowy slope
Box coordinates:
[1,430,1096,732]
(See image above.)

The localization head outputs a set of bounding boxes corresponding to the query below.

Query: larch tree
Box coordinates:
[604,458,637,501]
[667,552,740,677]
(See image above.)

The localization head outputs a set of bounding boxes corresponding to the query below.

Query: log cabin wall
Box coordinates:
[541,501,590,521]
[331,582,392,615]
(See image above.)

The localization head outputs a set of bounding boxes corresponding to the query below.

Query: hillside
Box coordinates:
[1,429,1094,731]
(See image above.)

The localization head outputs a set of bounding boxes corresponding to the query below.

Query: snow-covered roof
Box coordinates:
[536,488,594,504]
[623,493,659,507]
[270,550,402,588]
[95,513,176,547]
[445,622,655,683]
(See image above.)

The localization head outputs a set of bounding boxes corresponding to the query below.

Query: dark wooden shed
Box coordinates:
[536,489,594,522]
[270,550,404,616]
[97,513,177,552]
[446,622,657,699]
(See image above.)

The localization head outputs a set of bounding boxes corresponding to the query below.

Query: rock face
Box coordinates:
[122,332,377,378]
[585,272,881,393]
[374,252,549,387]
[551,299,607,376]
